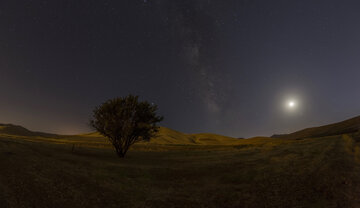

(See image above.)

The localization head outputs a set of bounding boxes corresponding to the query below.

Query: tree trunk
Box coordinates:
[115,147,126,158]
[113,138,131,158]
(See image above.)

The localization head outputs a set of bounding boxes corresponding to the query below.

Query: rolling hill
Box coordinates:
[148,127,240,145]
[0,124,241,146]
[272,115,360,139]
[0,124,58,138]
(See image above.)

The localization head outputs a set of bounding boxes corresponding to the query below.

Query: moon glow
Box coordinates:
[285,99,298,112]
[288,101,295,108]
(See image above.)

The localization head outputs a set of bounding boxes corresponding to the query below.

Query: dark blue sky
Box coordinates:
[1,0,360,137]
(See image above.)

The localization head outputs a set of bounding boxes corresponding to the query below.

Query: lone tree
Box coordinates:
[90,95,163,158]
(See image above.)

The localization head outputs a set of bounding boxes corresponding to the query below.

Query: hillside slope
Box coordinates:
[0,125,240,146]
[78,127,240,146]
[0,124,58,138]
[150,127,239,145]
[272,116,360,139]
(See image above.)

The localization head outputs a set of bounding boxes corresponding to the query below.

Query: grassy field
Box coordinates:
[0,126,360,207]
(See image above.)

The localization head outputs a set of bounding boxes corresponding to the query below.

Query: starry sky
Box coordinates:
[1,0,360,137]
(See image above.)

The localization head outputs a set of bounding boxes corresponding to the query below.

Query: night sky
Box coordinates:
[1,0,360,137]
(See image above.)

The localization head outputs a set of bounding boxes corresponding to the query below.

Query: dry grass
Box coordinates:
[0,129,359,208]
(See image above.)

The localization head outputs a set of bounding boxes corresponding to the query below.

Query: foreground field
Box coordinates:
[0,129,359,208]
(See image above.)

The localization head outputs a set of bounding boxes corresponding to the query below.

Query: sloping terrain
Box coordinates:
[272,116,360,139]
[0,124,58,138]
[0,125,241,147]
[148,127,240,145]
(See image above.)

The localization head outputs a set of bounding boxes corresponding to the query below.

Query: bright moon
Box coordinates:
[286,99,298,111]
[284,97,301,113]
[288,101,295,108]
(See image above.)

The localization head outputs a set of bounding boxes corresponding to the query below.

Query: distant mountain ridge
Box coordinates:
[0,124,58,138]
[4,115,360,143]
[0,124,239,145]
[272,115,360,139]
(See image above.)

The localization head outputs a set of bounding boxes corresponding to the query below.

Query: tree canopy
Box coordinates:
[90,95,163,158]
